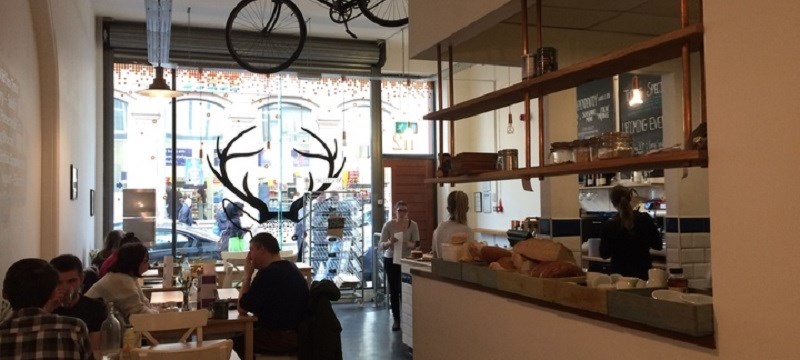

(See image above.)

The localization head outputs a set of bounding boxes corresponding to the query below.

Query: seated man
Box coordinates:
[0,258,93,359]
[235,232,310,358]
[50,254,108,354]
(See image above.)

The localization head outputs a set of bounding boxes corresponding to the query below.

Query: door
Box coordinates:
[383,157,437,252]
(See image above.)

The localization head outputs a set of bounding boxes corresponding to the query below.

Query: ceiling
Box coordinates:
[92,0,405,41]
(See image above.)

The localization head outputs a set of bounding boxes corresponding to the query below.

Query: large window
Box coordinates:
[111,64,431,262]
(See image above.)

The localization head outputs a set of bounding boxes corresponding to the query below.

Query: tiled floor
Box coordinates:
[230,302,412,360]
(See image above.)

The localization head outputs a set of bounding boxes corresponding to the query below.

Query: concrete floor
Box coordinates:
[230,302,412,360]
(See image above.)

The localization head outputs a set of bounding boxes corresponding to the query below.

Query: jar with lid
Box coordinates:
[497,149,519,170]
[571,139,591,163]
[549,141,573,164]
[667,267,689,293]
[597,132,633,159]
[535,47,558,76]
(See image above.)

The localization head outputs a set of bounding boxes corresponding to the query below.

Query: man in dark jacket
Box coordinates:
[299,279,343,360]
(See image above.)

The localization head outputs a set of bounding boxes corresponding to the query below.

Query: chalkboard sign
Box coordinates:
[619,73,663,154]
[576,78,615,139]
[619,73,663,177]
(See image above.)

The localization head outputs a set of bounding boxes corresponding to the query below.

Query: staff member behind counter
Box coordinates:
[599,185,662,280]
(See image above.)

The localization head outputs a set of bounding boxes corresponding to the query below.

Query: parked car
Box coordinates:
[149,224,221,262]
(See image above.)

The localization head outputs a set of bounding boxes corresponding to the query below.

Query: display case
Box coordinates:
[304,190,366,302]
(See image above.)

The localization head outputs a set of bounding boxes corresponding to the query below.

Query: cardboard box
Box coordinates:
[431,258,462,281]
[460,262,496,289]
[607,288,714,336]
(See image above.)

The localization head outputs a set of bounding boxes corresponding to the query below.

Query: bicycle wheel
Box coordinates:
[225,0,307,74]
[357,0,408,27]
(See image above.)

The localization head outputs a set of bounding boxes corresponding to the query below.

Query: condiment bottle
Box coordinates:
[667,267,689,293]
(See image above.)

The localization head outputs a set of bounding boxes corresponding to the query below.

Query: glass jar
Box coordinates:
[535,47,558,76]
[667,267,689,293]
[549,141,573,164]
[587,137,602,161]
[597,132,633,159]
[571,139,591,163]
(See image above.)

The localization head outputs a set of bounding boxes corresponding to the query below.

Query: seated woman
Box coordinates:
[85,242,159,320]
[432,190,473,257]
[99,232,140,277]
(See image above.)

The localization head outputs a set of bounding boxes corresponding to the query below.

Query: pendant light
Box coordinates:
[138,0,182,98]
[628,74,643,106]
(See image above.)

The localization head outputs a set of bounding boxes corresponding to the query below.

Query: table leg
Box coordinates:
[245,320,254,360]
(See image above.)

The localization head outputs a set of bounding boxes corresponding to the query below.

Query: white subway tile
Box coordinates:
[681,248,705,263]
[666,249,680,263]
[665,233,680,249]
[682,263,696,278]
[688,278,709,289]
[705,248,713,262]
[680,233,693,248]
[693,233,711,248]
[694,263,710,280]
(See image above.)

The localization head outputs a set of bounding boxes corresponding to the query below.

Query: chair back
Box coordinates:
[220,251,247,288]
[131,339,232,360]
[129,309,209,346]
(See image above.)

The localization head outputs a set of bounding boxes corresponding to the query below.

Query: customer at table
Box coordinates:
[235,232,310,357]
[50,254,108,354]
[379,200,419,331]
[85,229,125,289]
[0,258,93,359]
[86,242,159,320]
[432,190,473,257]
[599,185,663,280]
[99,231,140,277]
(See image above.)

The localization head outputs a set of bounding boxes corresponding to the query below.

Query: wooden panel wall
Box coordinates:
[383,157,437,252]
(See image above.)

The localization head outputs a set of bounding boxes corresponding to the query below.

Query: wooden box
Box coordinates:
[496,271,547,300]
[431,258,462,281]
[460,262,496,289]
[607,288,714,336]
[449,152,497,176]
[543,278,608,314]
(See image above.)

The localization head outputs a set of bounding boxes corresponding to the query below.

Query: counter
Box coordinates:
[399,258,432,348]
[411,269,714,359]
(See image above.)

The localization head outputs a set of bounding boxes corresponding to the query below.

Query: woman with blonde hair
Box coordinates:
[432,190,473,258]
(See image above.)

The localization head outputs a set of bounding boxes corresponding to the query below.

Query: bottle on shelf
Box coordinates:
[667,267,689,293]
[188,279,198,310]
[100,302,122,360]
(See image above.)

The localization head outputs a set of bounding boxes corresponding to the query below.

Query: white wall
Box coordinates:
[0,0,98,276]
[0,0,43,276]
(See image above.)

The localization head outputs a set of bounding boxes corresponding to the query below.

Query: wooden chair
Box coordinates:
[220,251,247,288]
[129,309,232,360]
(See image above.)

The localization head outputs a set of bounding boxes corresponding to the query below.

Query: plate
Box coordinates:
[651,289,684,302]
[681,293,713,305]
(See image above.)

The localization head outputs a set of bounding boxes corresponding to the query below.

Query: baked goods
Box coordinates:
[513,238,576,264]
[480,246,512,263]
[410,250,423,259]
[496,256,515,270]
[530,261,584,278]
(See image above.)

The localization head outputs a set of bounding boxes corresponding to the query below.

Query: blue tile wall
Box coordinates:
[539,218,581,237]
[665,217,711,233]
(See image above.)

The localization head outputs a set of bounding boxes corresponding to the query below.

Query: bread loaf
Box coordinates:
[496,256,515,270]
[489,262,512,271]
[513,238,575,264]
[480,246,512,263]
[529,261,584,278]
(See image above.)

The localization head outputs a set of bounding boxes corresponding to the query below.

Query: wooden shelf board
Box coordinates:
[424,24,704,121]
[424,150,707,184]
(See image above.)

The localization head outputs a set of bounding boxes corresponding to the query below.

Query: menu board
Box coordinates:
[618,73,663,154]
[576,78,615,139]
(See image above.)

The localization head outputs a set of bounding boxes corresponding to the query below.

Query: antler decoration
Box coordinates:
[207,126,346,228]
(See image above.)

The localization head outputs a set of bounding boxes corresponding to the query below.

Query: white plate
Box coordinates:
[651,289,684,302]
[681,293,713,305]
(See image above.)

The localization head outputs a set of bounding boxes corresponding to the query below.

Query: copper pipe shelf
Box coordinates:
[424,150,707,184]
[423,24,704,122]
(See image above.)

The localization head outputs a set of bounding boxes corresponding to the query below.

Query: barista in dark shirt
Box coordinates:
[50,254,108,354]
[599,185,663,280]
[235,232,309,357]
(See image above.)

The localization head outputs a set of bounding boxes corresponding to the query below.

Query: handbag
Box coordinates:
[228,235,245,252]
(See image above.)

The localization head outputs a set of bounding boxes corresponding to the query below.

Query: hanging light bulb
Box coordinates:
[628,74,643,106]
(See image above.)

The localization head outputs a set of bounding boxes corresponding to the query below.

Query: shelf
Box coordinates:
[423,24,704,121]
[579,182,664,190]
[424,150,706,184]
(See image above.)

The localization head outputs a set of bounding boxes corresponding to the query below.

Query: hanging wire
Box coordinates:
[507,66,514,134]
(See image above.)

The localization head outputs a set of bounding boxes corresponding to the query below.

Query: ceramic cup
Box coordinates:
[591,274,612,288]
[615,277,639,289]
[609,273,622,284]
[585,272,604,288]
[648,268,668,286]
